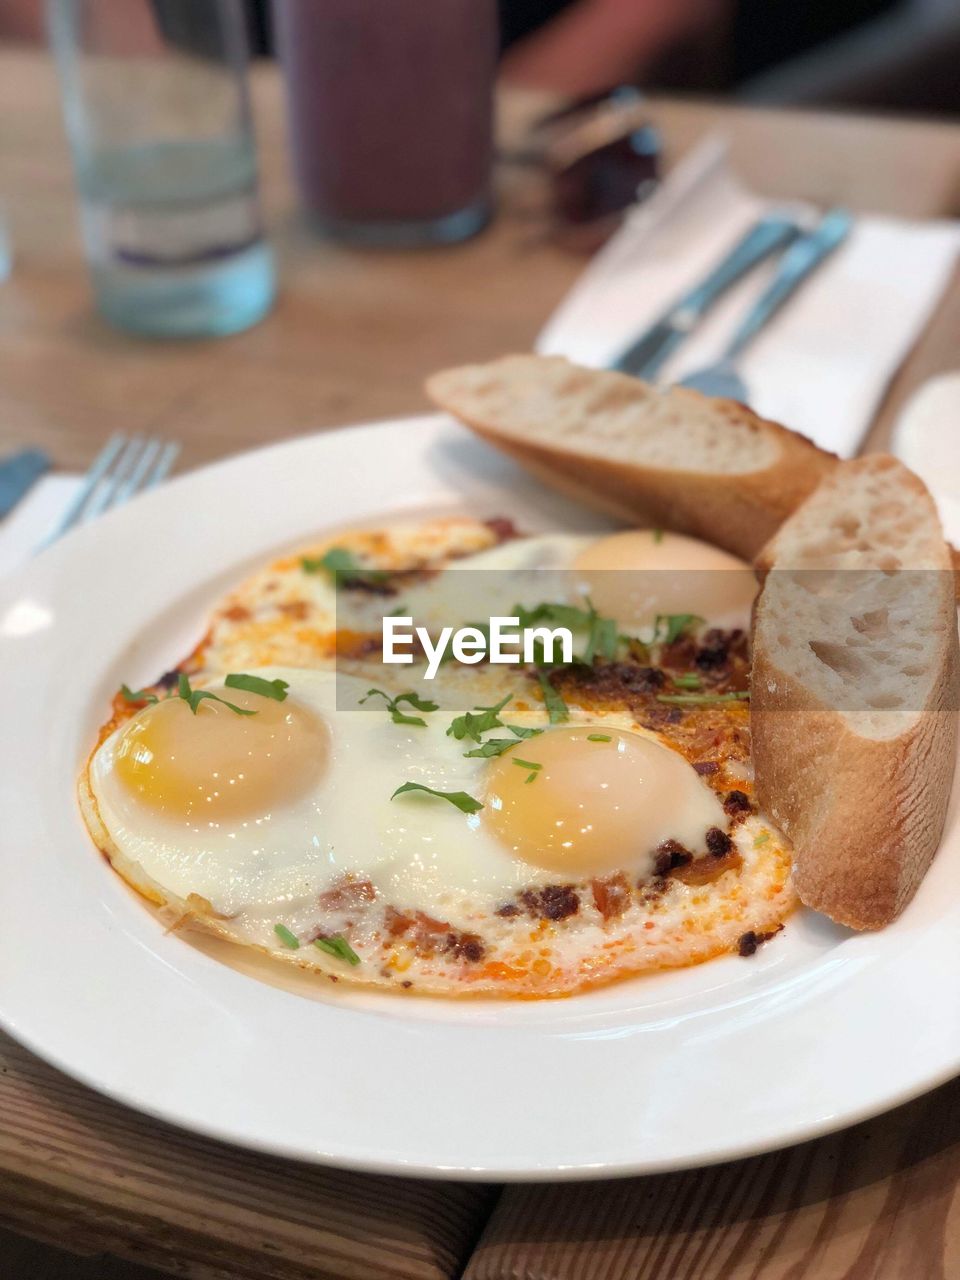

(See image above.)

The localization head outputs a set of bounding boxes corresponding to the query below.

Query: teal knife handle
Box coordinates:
[724,208,853,361]
[674,215,800,326]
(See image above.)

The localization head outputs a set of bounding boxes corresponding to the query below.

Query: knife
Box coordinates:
[610,214,801,380]
[0,448,50,519]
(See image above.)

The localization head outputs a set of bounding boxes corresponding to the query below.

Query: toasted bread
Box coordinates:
[752,455,959,930]
[426,354,837,561]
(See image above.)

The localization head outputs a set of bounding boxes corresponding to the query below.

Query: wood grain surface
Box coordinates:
[0,1033,494,1280]
[2,43,960,1280]
[465,1077,960,1279]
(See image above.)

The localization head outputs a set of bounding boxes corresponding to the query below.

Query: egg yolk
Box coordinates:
[483,726,723,877]
[113,687,329,822]
[572,529,757,629]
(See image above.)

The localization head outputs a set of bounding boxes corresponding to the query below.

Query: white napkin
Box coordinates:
[538,137,960,458]
[0,475,81,577]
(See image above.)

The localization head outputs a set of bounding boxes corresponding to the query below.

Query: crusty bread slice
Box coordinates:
[426,354,837,561]
[752,454,959,930]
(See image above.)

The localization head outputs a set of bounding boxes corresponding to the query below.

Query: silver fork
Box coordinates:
[42,434,180,547]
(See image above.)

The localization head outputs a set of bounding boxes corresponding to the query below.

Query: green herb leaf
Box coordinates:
[515,599,620,667]
[314,934,361,966]
[672,673,702,690]
[177,673,256,717]
[505,725,544,740]
[463,738,523,759]
[753,832,771,847]
[274,922,300,949]
[524,772,538,784]
[653,528,664,544]
[511,758,542,772]
[391,782,484,814]
[537,671,568,724]
[584,614,619,664]
[514,601,595,631]
[224,673,290,702]
[120,684,159,705]
[361,687,438,728]
[587,733,612,742]
[447,694,512,742]
[656,690,750,706]
[301,546,389,587]
[654,613,705,646]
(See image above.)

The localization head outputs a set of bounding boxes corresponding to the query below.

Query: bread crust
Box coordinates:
[426,357,837,561]
[752,456,960,929]
[752,644,958,929]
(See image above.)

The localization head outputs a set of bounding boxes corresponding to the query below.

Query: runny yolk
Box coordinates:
[482,726,725,877]
[113,688,329,822]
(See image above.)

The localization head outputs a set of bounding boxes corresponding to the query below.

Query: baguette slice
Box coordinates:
[426,355,837,561]
[752,455,959,930]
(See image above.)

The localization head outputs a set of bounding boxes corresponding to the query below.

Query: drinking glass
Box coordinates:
[47,0,276,337]
[273,0,498,247]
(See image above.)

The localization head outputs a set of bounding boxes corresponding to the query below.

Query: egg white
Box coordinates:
[88,665,726,952]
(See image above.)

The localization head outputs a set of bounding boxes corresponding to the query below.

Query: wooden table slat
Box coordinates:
[0,1035,495,1280]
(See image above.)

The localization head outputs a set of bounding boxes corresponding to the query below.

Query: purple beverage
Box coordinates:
[273,0,498,245]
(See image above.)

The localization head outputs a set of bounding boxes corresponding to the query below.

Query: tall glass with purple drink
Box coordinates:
[273,0,498,246]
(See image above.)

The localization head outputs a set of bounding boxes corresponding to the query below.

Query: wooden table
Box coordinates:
[2,46,960,1280]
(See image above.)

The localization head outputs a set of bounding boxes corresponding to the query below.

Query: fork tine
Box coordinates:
[41,432,127,546]
[112,437,162,504]
[143,440,180,490]
[82,436,146,523]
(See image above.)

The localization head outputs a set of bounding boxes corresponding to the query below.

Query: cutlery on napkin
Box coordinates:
[0,449,50,518]
[538,136,960,458]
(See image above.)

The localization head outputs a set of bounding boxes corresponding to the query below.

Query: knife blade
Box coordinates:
[611,214,801,380]
[0,449,51,519]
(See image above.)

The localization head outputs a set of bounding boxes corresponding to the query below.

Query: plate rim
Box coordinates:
[2,412,959,1181]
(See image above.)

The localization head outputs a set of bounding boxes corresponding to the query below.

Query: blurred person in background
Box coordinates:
[2,0,956,114]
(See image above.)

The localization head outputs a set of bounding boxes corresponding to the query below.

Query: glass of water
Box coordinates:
[47,0,275,338]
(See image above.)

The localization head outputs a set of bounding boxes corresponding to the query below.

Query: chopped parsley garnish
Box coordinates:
[672,673,702,690]
[753,832,771,847]
[224,673,289,702]
[120,684,158,705]
[656,690,750,706]
[515,599,621,667]
[314,935,361,966]
[301,546,389,588]
[587,733,611,742]
[447,694,512,742]
[512,757,542,784]
[583,613,619,664]
[274,923,300,949]
[537,671,568,723]
[514,601,595,631]
[391,782,484,814]
[176,673,255,717]
[361,687,438,727]
[463,737,525,759]
[654,613,705,646]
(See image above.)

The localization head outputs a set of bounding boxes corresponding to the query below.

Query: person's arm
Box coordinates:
[501,0,727,94]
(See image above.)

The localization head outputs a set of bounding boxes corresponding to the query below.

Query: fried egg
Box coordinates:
[197,520,757,678]
[81,516,794,997]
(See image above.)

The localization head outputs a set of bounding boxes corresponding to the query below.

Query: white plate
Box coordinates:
[2,415,959,1181]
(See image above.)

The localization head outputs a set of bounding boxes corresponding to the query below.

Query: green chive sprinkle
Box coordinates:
[274,923,300,949]
[586,733,611,742]
[314,935,361,966]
